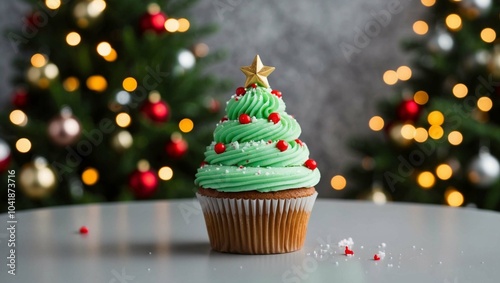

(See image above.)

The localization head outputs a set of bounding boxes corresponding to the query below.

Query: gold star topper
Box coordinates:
[240,55,275,88]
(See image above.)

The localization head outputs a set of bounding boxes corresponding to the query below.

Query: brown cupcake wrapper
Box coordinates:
[196,192,318,254]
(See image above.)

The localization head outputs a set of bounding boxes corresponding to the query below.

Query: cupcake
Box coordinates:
[195,55,320,254]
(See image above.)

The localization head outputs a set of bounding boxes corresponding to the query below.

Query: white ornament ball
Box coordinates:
[467,150,500,187]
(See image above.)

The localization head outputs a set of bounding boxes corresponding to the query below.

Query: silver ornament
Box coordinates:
[467,148,500,187]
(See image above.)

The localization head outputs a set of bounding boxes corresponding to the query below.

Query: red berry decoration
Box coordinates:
[141,99,170,123]
[345,246,354,256]
[166,139,188,158]
[140,11,168,34]
[129,169,159,198]
[397,99,421,121]
[268,112,281,124]
[251,83,257,88]
[304,159,317,170]
[79,226,89,234]
[373,254,381,261]
[214,142,226,154]
[239,113,251,124]
[271,89,282,98]
[276,140,288,152]
[295,139,303,146]
[235,87,246,96]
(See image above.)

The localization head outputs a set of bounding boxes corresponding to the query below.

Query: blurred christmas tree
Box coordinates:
[0,0,228,211]
[347,0,500,210]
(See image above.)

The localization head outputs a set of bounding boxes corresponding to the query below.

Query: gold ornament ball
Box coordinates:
[111,130,133,152]
[48,112,82,146]
[20,158,57,199]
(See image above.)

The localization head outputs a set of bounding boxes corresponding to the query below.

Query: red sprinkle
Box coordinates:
[235,87,246,96]
[276,140,289,152]
[220,116,228,123]
[345,246,354,256]
[271,89,282,98]
[251,83,257,88]
[79,226,89,234]
[268,112,280,124]
[304,159,317,170]
[373,254,381,261]
[295,139,303,146]
[239,114,251,124]
[214,143,225,154]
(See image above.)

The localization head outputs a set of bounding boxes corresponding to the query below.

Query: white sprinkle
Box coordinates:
[420,248,424,251]
[148,268,151,272]
[216,168,220,171]
[481,261,485,264]
[381,243,386,248]
[360,246,364,249]
[149,252,152,255]
[335,262,339,266]
[439,261,443,265]
[338,237,354,248]
[225,170,229,174]
[387,264,393,267]
[377,251,386,260]
[412,245,416,249]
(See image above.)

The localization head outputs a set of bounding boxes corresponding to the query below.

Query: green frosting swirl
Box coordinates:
[195,86,320,192]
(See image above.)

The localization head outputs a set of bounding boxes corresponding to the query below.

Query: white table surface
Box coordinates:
[1,199,499,283]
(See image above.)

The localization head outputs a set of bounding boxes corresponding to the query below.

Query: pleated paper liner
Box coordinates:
[196,191,318,254]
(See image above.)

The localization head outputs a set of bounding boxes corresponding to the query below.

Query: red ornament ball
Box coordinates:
[141,100,170,123]
[276,140,289,152]
[12,89,28,108]
[214,142,225,154]
[139,11,167,34]
[166,139,188,158]
[295,139,303,147]
[0,139,11,173]
[271,89,282,98]
[235,87,246,96]
[397,99,421,121]
[239,113,251,124]
[79,226,89,234]
[268,112,280,124]
[304,159,317,170]
[129,169,159,198]
[251,83,257,88]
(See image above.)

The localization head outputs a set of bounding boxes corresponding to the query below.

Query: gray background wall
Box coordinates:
[0,0,425,198]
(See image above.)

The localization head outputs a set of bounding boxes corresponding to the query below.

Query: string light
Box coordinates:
[445,14,462,31]
[413,20,429,35]
[87,0,106,17]
[477,96,493,111]
[158,166,174,181]
[122,77,137,92]
[16,138,31,153]
[63,77,80,92]
[396,66,412,81]
[414,90,429,105]
[417,171,435,189]
[414,127,428,143]
[448,131,463,145]
[9,110,28,126]
[45,0,61,10]
[66,32,81,46]
[383,70,398,85]
[177,18,190,32]
[427,111,444,125]
[82,167,99,185]
[330,175,346,190]
[116,113,131,127]
[480,28,496,43]
[165,18,179,32]
[86,75,107,92]
[428,125,444,139]
[179,118,194,133]
[436,164,453,180]
[452,83,468,98]
[445,188,464,207]
[44,64,59,79]
[421,0,435,7]
[400,124,416,140]
[368,116,384,131]
[104,49,117,62]
[31,53,47,67]
[97,42,112,57]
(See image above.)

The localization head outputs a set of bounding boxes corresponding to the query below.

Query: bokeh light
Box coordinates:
[436,164,453,180]
[31,53,47,68]
[480,28,496,43]
[421,0,436,7]
[104,49,117,62]
[400,124,416,140]
[179,118,194,133]
[414,90,429,105]
[445,14,462,31]
[45,0,61,10]
[477,96,493,111]
[63,77,80,92]
[122,77,138,92]
[82,167,99,185]
[86,75,107,92]
[331,175,346,190]
[417,171,435,189]
[427,111,444,125]
[165,18,179,32]
[177,18,190,32]
[397,66,412,81]
[116,113,131,127]
[16,138,31,153]
[383,70,398,85]
[452,83,468,98]
[66,32,81,46]
[428,125,444,139]
[413,20,429,35]
[158,166,174,181]
[445,188,464,207]
[414,127,428,143]
[97,42,112,56]
[448,131,463,145]
[368,116,384,131]
[10,110,28,126]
